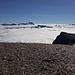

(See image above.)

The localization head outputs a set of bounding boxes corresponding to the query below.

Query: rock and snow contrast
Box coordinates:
[0,22,75,44]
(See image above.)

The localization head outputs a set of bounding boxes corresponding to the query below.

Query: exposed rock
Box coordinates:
[0,43,75,75]
[53,32,75,45]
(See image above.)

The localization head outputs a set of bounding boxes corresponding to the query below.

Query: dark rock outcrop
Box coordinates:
[53,32,75,45]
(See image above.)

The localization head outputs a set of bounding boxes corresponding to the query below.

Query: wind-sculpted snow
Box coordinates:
[0,24,75,44]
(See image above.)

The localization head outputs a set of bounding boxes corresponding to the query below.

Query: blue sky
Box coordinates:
[0,0,75,24]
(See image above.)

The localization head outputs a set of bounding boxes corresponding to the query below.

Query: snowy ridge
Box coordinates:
[0,24,75,44]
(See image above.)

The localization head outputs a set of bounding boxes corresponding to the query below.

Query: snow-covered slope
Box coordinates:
[0,24,75,44]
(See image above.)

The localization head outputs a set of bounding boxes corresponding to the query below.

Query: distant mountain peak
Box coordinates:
[1,22,35,26]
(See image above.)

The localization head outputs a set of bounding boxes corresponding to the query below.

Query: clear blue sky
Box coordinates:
[0,0,75,24]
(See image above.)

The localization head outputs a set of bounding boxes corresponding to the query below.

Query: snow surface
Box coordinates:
[0,24,75,44]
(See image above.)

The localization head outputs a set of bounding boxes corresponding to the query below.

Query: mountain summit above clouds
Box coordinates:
[1,22,34,26]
